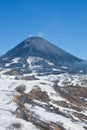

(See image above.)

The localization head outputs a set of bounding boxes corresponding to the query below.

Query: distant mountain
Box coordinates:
[0,36,87,75]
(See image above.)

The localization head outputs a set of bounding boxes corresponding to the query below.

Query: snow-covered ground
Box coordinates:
[0,73,87,130]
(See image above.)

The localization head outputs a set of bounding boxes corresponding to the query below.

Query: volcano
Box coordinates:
[0,37,87,130]
[0,36,86,75]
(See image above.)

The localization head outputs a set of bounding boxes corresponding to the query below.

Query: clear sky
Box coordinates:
[0,0,87,60]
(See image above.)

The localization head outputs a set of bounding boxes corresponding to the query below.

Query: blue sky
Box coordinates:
[0,0,87,60]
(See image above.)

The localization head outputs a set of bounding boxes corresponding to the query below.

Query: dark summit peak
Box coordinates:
[24,36,45,43]
[24,36,48,46]
[27,36,43,39]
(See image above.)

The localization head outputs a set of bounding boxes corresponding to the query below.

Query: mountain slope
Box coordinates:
[1,36,82,62]
[0,74,87,130]
[0,36,86,75]
[0,36,87,130]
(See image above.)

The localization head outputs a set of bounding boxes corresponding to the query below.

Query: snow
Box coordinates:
[0,69,11,74]
[33,99,47,105]
[61,66,68,69]
[0,77,39,130]
[0,73,87,130]
[0,114,39,130]
[45,60,54,65]
[5,63,10,67]
[11,58,20,63]
[43,73,87,87]
[38,83,66,101]
[27,56,55,70]
[23,43,30,48]
[25,104,85,130]
[52,68,61,71]
[27,56,42,69]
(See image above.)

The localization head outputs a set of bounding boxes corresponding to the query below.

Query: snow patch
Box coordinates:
[11,58,20,63]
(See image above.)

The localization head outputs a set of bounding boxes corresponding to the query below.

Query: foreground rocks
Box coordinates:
[13,86,67,130]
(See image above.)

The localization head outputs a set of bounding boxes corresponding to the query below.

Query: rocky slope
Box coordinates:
[0,73,87,130]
